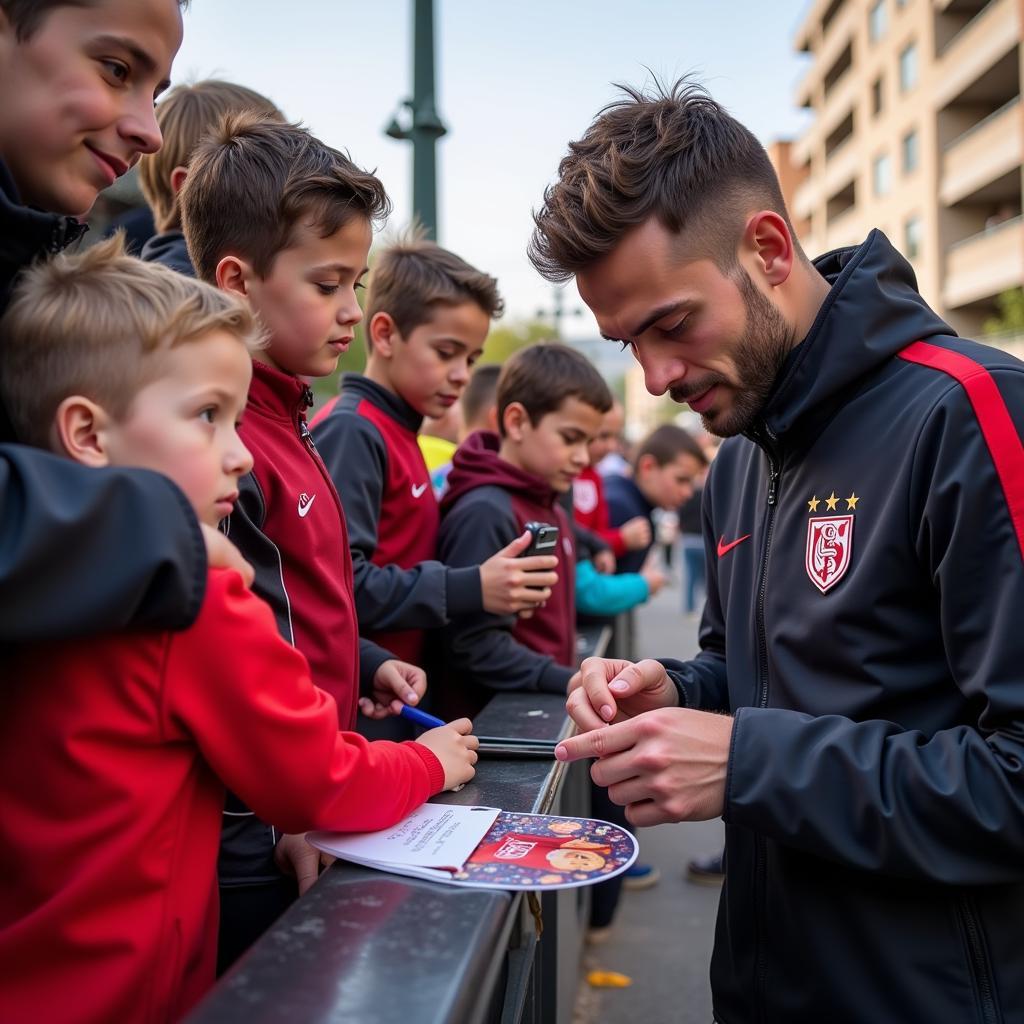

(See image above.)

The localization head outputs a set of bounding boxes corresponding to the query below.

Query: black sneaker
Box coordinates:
[686,850,724,886]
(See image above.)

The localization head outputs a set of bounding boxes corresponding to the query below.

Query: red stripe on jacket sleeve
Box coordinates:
[898,340,1024,563]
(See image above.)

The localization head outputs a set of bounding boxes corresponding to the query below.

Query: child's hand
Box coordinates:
[202,523,254,586]
[593,549,616,574]
[619,516,652,551]
[416,718,479,790]
[360,660,428,720]
[480,530,558,616]
[274,833,335,895]
[641,565,667,597]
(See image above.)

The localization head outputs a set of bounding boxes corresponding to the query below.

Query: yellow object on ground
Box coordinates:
[586,970,633,988]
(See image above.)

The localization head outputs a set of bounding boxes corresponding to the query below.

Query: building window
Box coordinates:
[873,153,892,196]
[869,0,887,41]
[872,76,884,116]
[899,42,918,92]
[902,129,919,173]
[904,215,921,260]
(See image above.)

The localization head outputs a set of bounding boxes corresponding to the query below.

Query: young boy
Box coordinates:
[312,237,559,672]
[605,423,707,573]
[0,238,476,1023]
[437,343,613,716]
[179,113,425,963]
[139,78,284,275]
[0,0,243,642]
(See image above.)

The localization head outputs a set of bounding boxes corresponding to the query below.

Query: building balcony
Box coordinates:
[934,0,1019,110]
[795,2,857,109]
[940,97,1022,206]
[823,137,860,200]
[943,215,1024,308]
[793,175,817,223]
[818,69,860,141]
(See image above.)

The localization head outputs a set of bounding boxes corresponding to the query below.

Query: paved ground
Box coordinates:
[573,564,722,1024]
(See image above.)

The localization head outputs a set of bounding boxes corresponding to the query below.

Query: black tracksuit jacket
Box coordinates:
[668,230,1024,1023]
[0,162,205,640]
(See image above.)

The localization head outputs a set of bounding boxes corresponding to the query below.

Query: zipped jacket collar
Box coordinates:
[246,360,313,422]
[758,230,953,441]
[342,372,423,433]
[0,159,87,302]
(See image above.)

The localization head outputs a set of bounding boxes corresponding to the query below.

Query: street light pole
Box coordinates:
[384,0,448,240]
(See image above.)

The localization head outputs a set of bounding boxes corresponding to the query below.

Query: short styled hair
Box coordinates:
[0,0,188,39]
[0,234,262,448]
[497,344,612,438]
[634,424,707,470]
[180,112,390,283]
[461,363,501,430]
[139,80,284,233]
[366,234,504,340]
[529,78,799,282]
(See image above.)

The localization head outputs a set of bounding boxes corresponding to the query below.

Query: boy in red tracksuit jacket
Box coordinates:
[180,114,438,964]
[437,344,612,717]
[0,240,477,1024]
[312,236,558,674]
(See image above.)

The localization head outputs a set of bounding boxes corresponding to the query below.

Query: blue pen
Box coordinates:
[399,704,446,729]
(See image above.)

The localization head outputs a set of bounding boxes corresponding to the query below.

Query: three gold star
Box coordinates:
[808,492,860,512]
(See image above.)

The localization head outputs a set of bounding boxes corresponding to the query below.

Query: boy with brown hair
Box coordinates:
[312,236,559,675]
[605,423,707,573]
[139,78,284,275]
[180,113,430,964]
[437,343,612,716]
[0,237,476,1023]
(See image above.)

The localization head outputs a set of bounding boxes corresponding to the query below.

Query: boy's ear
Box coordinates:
[215,255,254,297]
[636,453,656,478]
[368,311,401,357]
[52,396,113,468]
[502,401,530,442]
[170,166,189,196]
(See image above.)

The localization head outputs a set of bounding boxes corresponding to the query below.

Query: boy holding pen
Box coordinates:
[0,239,477,1023]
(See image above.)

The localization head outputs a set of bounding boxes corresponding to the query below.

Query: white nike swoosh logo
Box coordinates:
[412,483,428,498]
[298,494,316,517]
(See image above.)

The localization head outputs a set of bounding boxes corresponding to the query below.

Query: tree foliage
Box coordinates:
[983,288,1024,337]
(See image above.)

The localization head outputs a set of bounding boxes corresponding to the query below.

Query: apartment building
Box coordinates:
[789,0,1024,338]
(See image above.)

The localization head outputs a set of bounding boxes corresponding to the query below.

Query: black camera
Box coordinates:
[521,521,559,557]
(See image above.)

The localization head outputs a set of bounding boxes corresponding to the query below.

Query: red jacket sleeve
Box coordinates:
[162,569,445,834]
[573,471,627,557]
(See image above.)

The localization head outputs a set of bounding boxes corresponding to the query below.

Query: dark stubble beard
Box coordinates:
[670,269,794,438]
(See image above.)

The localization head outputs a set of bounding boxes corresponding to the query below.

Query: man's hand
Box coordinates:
[359,660,428,720]
[619,516,652,551]
[566,656,679,732]
[274,833,335,895]
[593,549,616,574]
[480,530,559,616]
[554,708,733,827]
[641,565,667,597]
[203,523,253,586]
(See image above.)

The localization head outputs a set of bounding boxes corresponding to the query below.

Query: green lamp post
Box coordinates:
[384,0,448,240]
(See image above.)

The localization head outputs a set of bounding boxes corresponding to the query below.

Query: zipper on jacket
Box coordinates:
[957,895,1001,1024]
[745,421,782,1024]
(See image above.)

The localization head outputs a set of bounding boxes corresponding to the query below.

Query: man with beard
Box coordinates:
[532,80,1024,1023]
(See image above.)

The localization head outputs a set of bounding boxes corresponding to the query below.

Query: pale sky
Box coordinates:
[173,1,811,341]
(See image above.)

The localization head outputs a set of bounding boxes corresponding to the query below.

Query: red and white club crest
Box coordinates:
[805,515,854,593]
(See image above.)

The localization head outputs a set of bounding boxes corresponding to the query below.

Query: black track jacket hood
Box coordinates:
[667,231,1024,1023]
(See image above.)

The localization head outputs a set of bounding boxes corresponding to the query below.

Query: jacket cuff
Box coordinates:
[611,530,628,558]
[538,661,575,695]
[662,665,690,708]
[445,564,483,617]
[358,639,394,692]
[408,741,446,795]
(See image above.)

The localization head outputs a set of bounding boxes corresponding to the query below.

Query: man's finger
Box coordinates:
[555,719,638,762]
[590,750,643,789]
[624,799,672,829]
[565,686,610,733]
